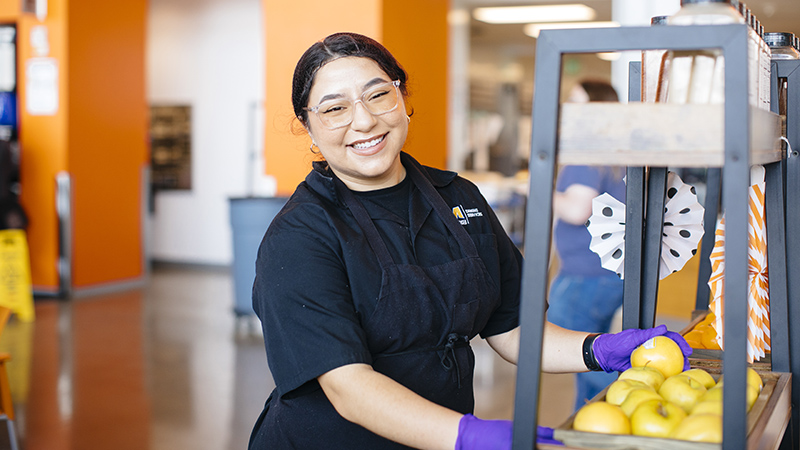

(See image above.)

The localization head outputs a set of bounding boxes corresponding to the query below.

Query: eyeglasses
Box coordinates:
[305,80,401,130]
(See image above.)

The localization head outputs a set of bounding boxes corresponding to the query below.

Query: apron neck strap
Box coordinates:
[404,157,480,259]
[334,177,395,269]
[334,155,482,269]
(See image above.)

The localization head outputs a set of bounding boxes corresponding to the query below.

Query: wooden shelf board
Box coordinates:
[557,103,783,168]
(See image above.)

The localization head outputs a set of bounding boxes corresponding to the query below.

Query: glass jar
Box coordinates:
[758,22,772,110]
[666,0,744,104]
[642,16,670,103]
[765,32,800,60]
[765,32,800,140]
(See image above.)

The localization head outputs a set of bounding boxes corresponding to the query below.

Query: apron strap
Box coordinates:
[404,154,481,260]
[334,153,482,267]
[334,177,396,269]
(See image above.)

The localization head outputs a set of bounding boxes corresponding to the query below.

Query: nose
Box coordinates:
[349,100,377,131]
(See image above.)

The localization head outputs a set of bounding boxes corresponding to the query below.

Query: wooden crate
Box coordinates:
[545,365,791,450]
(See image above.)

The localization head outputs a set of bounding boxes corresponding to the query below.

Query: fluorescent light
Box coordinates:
[524,21,620,38]
[473,4,596,24]
[597,52,622,61]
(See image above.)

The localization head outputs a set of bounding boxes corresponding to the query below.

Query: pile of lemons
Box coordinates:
[572,336,763,443]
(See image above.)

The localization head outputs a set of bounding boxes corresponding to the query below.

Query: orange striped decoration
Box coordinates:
[706,166,769,363]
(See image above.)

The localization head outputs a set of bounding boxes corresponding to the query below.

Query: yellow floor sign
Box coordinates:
[0,229,35,322]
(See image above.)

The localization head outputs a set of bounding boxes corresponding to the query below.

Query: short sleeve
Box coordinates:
[253,213,372,398]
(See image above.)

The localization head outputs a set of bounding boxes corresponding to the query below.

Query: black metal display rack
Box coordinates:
[776,56,800,450]
[511,24,795,450]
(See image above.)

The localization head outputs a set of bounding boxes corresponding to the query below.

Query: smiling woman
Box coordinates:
[247,32,692,450]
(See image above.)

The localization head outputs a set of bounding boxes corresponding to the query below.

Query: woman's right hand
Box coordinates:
[456,415,561,449]
[455,415,511,450]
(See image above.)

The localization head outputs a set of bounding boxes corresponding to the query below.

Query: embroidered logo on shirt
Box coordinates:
[452,205,483,225]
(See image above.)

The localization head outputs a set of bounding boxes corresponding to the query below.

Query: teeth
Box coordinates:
[353,135,384,150]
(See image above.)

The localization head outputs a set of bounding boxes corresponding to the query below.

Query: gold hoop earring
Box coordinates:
[406,115,411,123]
[309,142,319,154]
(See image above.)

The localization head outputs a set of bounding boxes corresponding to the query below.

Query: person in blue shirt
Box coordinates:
[249,34,690,450]
[549,80,628,411]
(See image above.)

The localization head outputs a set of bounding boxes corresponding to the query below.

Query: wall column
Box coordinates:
[2,0,148,294]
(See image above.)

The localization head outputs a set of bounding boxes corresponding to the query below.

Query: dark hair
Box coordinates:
[291,32,409,127]
[579,80,619,102]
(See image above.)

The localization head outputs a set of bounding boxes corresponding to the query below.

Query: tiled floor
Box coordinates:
[3,264,609,449]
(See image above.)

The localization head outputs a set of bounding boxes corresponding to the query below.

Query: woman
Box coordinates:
[549,80,628,411]
[250,33,690,450]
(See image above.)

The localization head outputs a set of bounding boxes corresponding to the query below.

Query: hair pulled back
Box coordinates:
[291,32,409,127]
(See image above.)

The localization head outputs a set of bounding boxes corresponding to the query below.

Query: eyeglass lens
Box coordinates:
[316,82,399,129]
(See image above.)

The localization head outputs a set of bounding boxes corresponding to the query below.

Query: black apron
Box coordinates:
[249,159,501,449]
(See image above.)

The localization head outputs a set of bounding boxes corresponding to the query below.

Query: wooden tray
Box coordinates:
[557,103,783,168]
[546,365,791,450]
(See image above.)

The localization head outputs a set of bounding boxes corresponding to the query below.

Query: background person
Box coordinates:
[249,34,689,450]
[548,80,627,411]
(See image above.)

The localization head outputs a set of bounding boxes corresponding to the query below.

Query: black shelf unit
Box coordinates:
[512,24,793,450]
[776,56,800,449]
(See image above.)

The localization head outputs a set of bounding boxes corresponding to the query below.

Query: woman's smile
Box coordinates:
[349,133,387,154]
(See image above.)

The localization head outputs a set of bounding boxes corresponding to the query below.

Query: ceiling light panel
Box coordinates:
[473,4,596,24]
[524,21,620,38]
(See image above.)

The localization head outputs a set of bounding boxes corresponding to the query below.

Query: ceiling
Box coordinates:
[469,0,800,51]
[464,0,800,111]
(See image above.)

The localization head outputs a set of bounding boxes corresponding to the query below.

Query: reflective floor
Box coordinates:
[5,264,576,450]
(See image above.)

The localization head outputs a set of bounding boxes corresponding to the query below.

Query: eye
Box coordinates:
[367,89,390,102]
[320,102,349,115]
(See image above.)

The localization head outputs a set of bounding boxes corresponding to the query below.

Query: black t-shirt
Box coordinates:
[354,173,412,227]
[252,153,522,399]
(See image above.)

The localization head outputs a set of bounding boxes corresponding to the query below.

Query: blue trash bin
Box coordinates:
[229,197,288,317]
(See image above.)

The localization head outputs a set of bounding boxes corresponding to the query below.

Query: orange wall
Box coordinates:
[17,0,69,289]
[262,0,449,194]
[9,0,147,291]
[382,0,448,170]
[0,2,20,18]
[263,0,382,195]
[66,1,148,288]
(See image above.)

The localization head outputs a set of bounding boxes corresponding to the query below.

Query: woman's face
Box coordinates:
[306,57,408,191]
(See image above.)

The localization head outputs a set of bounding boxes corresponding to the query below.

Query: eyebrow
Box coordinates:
[316,77,390,104]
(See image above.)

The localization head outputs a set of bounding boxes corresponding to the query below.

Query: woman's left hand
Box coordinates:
[592,324,692,373]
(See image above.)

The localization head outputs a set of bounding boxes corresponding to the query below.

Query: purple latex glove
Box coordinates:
[535,425,564,446]
[456,415,563,449]
[593,324,692,373]
[456,415,511,450]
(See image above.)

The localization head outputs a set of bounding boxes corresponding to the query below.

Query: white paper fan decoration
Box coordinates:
[586,193,627,277]
[585,171,705,280]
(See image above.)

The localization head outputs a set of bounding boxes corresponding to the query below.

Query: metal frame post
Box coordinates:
[695,168,721,312]
[775,57,800,449]
[623,62,645,331]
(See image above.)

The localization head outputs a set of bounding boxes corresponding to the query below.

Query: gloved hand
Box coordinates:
[592,324,692,373]
[535,425,563,446]
[456,414,511,450]
[456,414,562,449]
